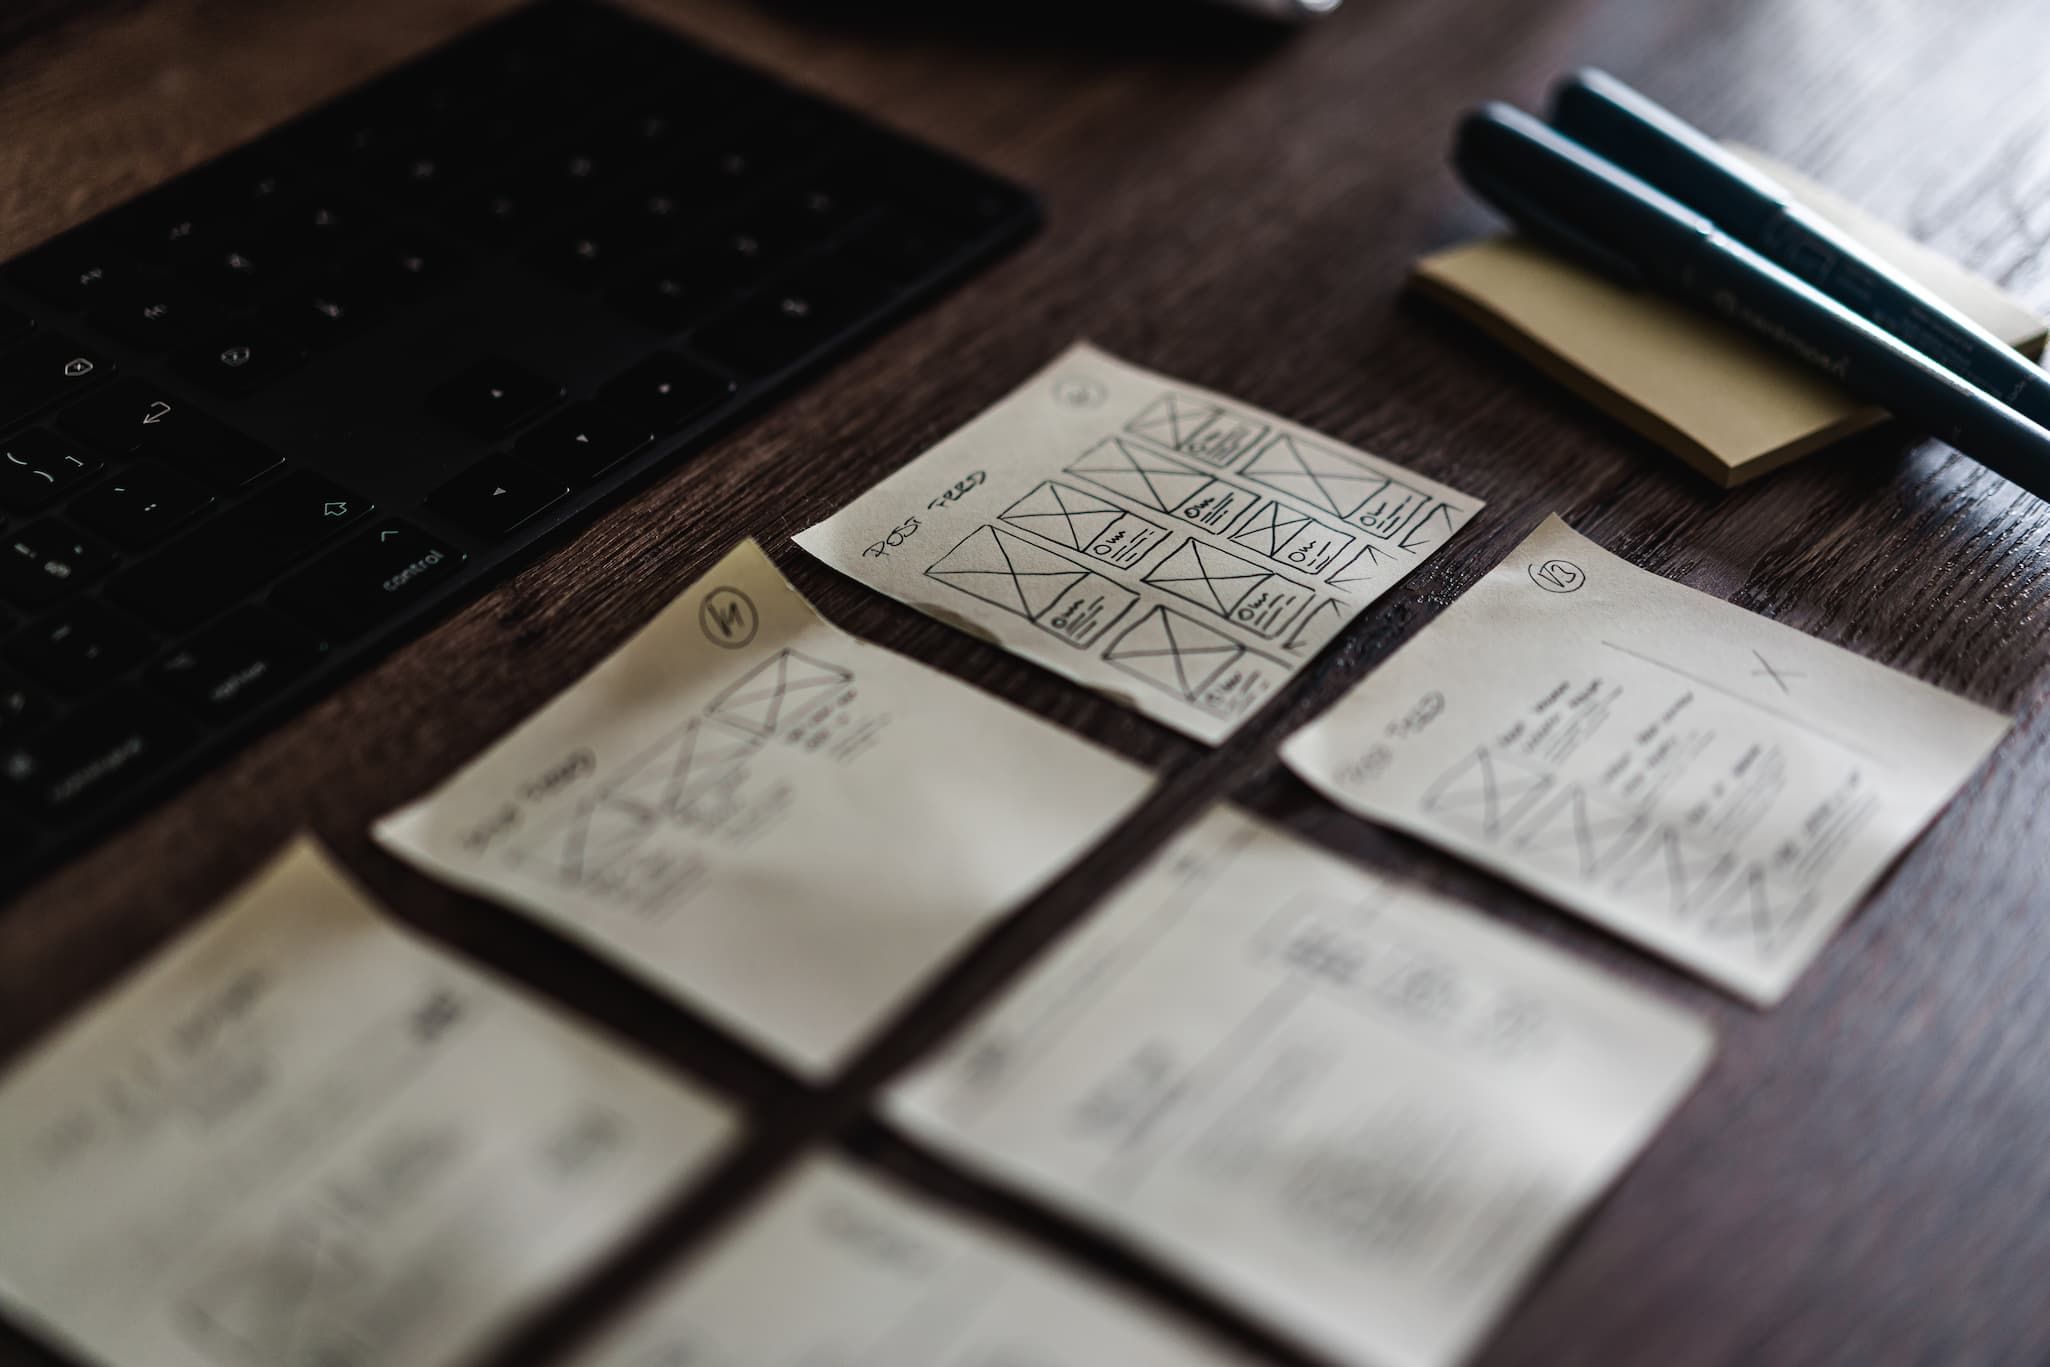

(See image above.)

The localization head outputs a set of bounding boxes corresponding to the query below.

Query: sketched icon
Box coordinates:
[1242,432,1392,520]
[706,649,852,738]
[1066,437,1213,513]
[1515,784,1645,877]
[1141,538,1271,617]
[1229,501,1314,559]
[1613,826,1735,918]
[1103,605,1245,703]
[925,524,1094,621]
[997,481,1128,553]
[1420,746,1553,840]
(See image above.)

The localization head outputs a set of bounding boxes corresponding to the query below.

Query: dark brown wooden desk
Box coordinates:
[4,1,2049,1363]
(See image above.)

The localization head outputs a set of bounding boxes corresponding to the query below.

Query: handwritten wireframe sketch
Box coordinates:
[566,1157,1255,1367]
[0,840,735,1367]
[795,343,1482,743]
[1282,516,2010,1003]
[887,805,1712,1367]
[375,540,1153,1077]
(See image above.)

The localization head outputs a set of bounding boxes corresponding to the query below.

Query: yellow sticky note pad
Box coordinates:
[1412,147,2049,486]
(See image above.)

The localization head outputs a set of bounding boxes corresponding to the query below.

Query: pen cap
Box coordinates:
[1549,69,1793,236]
[1452,103,1717,289]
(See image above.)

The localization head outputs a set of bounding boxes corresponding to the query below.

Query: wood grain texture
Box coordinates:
[2,0,2049,1363]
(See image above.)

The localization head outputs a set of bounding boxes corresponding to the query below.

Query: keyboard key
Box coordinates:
[0,688,194,821]
[196,151,300,213]
[690,218,801,288]
[68,460,215,549]
[452,174,551,244]
[599,352,735,432]
[183,239,285,307]
[364,142,473,202]
[8,235,128,309]
[758,172,873,242]
[0,521,114,610]
[58,379,279,487]
[362,237,456,302]
[265,270,386,349]
[516,403,651,483]
[59,377,191,456]
[426,455,567,539]
[265,191,376,259]
[425,357,563,437]
[693,267,882,377]
[85,280,222,353]
[529,226,624,289]
[149,607,321,722]
[154,426,282,490]
[118,192,222,264]
[610,257,727,333]
[106,472,370,631]
[533,143,612,198]
[272,521,463,640]
[0,431,100,513]
[235,468,373,542]
[172,323,303,397]
[8,601,153,694]
[0,667,50,744]
[0,336,111,428]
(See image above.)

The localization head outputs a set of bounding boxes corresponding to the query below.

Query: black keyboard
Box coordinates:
[0,0,1040,892]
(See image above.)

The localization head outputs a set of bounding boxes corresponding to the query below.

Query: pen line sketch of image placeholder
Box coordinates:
[1123,391,1271,468]
[1242,430,1383,518]
[924,524,1138,647]
[1513,783,1648,880]
[1420,746,1554,841]
[996,480,1169,569]
[506,651,851,886]
[1228,500,1358,577]
[1696,863,1820,961]
[1065,436,1219,515]
[1141,537,1313,638]
[1103,605,1279,708]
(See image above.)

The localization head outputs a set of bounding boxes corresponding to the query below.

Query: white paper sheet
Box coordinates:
[376,539,1153,1077]
[1281,515,2011,1004]
[794,343,1482,743]
[886,805,1713,1367]
[0,839,735,1367]
[565,1156,1256,1367]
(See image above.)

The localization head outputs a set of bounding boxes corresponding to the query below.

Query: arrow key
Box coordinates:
[515,402,650,484]
[426,454,567,540]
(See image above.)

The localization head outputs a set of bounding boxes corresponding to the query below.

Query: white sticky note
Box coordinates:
[565,1156,1257,1367]
[1282,515,2010,1003]
[376,539,1153,1077]
[794,342,1482,743]
[887,805,1712,1367]
[0,839,736,1367]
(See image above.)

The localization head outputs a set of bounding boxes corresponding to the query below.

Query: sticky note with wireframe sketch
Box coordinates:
[794,343,1484,744]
